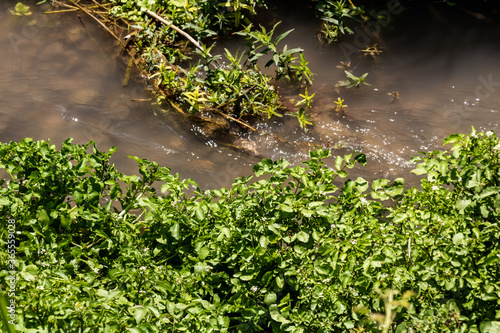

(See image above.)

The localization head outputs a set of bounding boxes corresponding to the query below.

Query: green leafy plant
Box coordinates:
[314,0,364,43]
[285,106,312,131]
[295,88,315,108]
[10,2,32,16]
[238,22,313,84]
[334,97,348,111]
[2,130,500,332]
[338,70,371,88]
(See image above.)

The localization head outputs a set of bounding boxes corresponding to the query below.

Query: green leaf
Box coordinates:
[340,272,352,287]
[259,235,269,248]
[96,289,109,297]
[477,187,500,199]
[133,306,146,324]
[37,208,50,225]
[335,155,343,171]
[453,233,465,246]
[480,321,500,333]
[372,178,390,191]
[456,199,472,211]
[479,254,500,267]
[195,205,205,220]
[444,134,462,145]
[334,300,346,314]
[264,293,277,305]
[262,271,273,286]
[314,258,332,276]
[60,212,71,229]
[20,265,38,281]
[198,247,210,260]
[276,275,284,289]
[11,2,32,16]
[171,223,180,240]
[269,304,290,323]
[296,231,309,243]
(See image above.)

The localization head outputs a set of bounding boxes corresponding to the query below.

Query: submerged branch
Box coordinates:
[213,110,257,132]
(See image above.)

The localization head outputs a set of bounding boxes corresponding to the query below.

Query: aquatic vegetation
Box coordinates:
[36,0,398,133]
[334,97,348,111]
[287,106,313,131]
[313,0,364,43]
[361,44,383,58]
[338,70,371,88]
[239,23,313,85]
[103,0,315,129]
[2,129,500,331]
[9,2,32,16]
[295,88,315,109]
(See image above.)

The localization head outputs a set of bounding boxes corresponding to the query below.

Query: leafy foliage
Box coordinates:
[312,0,364,43]
[338,70,371,88]
[1,130,500,332]
[104,0,314,127]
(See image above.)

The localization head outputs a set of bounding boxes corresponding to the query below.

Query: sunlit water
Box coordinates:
[1,1,499,189]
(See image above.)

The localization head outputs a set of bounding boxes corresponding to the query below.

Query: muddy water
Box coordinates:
[250,2,500,183]
[0,1,259,189]
[1,2,499,189]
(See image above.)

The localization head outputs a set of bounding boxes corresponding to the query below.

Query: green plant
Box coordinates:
[290,52,315,87]
[295,88,315,108]
[183,87,208,112]
[356,290,416,333]
[314,0,364,43]
[0,294,16,333]
[10,2,32,16]
[238,23,313,84]
[3,129,500,332]
[334,97,348,111]
[288,107,313,131]
[338,70,371,88]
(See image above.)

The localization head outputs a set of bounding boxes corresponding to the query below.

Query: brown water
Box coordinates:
[1,1,499,189]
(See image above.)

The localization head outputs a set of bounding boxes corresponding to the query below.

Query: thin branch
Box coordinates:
[213,109,257,132]
[145,9,207,55]
[45,8,79,14]
[69,0,126,49]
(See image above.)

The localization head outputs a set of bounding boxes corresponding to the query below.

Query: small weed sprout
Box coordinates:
[338,70,371,88]
[334,97,348,111]
[296,88,315,108]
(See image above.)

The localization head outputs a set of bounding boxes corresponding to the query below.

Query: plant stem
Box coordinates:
[145,10,205,54]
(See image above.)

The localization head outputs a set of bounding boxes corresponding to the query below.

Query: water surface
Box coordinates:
[1,1,499,189]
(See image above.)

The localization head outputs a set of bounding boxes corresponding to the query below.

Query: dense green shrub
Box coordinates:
[1,129,500,332]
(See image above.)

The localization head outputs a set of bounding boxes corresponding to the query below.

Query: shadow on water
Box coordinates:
[1,1,499,189]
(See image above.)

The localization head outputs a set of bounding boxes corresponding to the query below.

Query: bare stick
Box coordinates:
[45,8,79,14]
